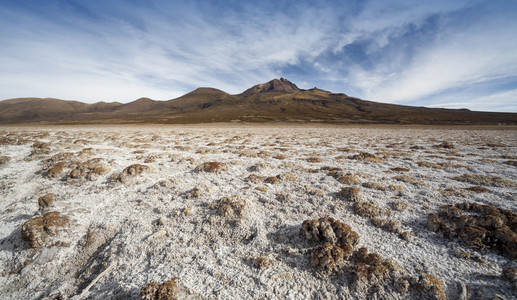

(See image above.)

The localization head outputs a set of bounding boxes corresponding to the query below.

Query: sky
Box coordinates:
[1,0,516,112]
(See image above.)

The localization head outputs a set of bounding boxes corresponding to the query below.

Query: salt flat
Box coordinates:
[0,125,516,299]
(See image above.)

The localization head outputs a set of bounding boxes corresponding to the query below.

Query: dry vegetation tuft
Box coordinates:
[194,161,228,173]
[348,152,383,163]
[215,195,246,220]
[38,193,58,211]
[141,277,197,300]
[453,173,517,188]
[0,155,11,165]
[21,211,70,248]
[118,164,150,183]
[337,187,362,202]
[427,202,517,258]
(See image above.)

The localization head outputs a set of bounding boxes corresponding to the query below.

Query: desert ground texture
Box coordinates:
[0,124,516,299]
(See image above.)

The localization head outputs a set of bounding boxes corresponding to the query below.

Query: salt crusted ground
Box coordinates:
[0,124,516,300]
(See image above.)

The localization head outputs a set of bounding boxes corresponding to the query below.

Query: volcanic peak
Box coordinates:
[239,78,301,96]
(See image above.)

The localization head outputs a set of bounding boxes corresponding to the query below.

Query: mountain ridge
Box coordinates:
[1,78,516,125]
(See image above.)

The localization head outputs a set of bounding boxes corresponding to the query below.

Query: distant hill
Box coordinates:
[1,79,516,124]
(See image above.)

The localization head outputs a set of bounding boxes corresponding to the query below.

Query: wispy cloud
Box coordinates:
[0,0,516,111]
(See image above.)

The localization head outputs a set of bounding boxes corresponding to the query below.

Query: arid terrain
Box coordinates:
[2,79,516,125]
[1,124,516,299]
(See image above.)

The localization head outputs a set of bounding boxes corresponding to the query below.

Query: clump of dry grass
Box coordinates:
[255,186,269,192]
[194,161,228,173]
[417,160,466,170]
[433,141,455,149]
[255,255,273,269]
[418,273,447,300]
[337,187,362,202]
[117,164,150,183]
[390,167,410,172]
[264,175,282,184]
[362,181,388,191]
[391,200,409,212]
[21,211,70,248]
[427,202,517,258]
[348,152,383,163]
[38,193,58,211]
[245,174,266,184]
[301,217,404,288]
[327,169,362,185]
[353,201,386,218]
[141,277,195,300]
[248,162,272,172]
[393,175,424,185]
[302,217,360,249]
[273,154,288,160]
[47,162,67,178]
[0,155,11,165]
[280,172,298,182]
[184,185,211,199]
[215,195,246,220]
[453,173,517,188]
[440,188,471,198]
[257,151,272,158]
[69,158,111,181]
[464,186,491,193]
[306,156,324,163]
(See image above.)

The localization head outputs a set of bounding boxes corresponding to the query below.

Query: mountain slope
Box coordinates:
[0,79,516,124]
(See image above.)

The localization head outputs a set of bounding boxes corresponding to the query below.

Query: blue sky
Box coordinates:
[1,0,516,112]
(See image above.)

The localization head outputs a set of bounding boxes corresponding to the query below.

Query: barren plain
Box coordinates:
[0,124,516,299]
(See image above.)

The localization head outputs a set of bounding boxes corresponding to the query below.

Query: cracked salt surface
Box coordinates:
[0,124,516,299]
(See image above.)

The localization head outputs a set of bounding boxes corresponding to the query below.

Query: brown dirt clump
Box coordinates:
[47,162,66,178]
[69,158,111,181]
[245,174,266,184]
[194,161,228,173]
[433,141,455,149]
[464,186,491,193]
[348,152,383,163]
[264,175,282,184]
[416,273,447,300]
[390,167,410,172]
[327,169,362,185]
[391,200,409,212]
[362,181,388,191]
[440,187,471,198]
[337,187,362,202]
[452,173,517,188]
[427,202,517,258]
[38,193,58,210]
[21,212,70,248]
[255,255,273,269]
[0,155,11,165]
[306,156,324,163]
[302,217,360,248]
[311,241,350,270]
[141,277,197,300]
[301,217,405,288]
[353,201,386,218]
[118,164,150,183]
[216,195,246,220]
[393,175,424,185]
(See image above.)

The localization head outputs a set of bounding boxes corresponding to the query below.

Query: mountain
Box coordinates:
[239,78,301,97]
[0,78,516,125]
